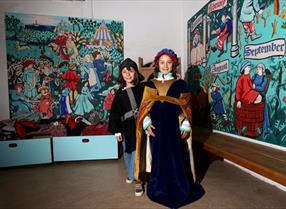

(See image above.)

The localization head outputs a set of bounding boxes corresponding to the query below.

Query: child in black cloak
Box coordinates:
[108,58,145,196]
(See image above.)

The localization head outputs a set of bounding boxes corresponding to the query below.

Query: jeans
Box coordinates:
[122,141,135,181]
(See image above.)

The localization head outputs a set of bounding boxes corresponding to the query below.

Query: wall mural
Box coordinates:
[5,13,123,127]
[187,0,286,147]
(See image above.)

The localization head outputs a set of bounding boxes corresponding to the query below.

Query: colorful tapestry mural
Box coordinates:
[187,0,286,147]
[5,13,123,126]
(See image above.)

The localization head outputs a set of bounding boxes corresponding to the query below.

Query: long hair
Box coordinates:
[151,48,179,80]
[117,69,140,87]
[152,60,178,80]
[117,58,142,87]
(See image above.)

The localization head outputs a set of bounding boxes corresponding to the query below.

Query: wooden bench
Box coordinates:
[192,127,286,186]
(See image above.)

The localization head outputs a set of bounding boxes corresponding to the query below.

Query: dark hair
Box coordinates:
[117,58,143,87]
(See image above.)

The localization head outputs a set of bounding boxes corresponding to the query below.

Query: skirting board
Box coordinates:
[225,159,286,192]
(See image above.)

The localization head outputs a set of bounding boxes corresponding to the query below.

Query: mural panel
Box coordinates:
[187,0,286,147]
[5,13,123,127]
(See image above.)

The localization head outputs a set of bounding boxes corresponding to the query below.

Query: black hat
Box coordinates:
[119,58,144,81]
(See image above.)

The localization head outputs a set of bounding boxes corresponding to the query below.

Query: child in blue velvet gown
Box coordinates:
[135,49,205,209]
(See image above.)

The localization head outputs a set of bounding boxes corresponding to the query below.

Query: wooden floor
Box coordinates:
[0,158,286,209]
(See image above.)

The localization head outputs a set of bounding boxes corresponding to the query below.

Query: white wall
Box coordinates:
[0,0,207,120]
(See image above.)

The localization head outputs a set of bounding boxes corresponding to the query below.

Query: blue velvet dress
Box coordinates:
[145,79,205,208]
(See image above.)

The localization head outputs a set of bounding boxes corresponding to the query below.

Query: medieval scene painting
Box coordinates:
[187,0,286,148]
[5,13,123,133]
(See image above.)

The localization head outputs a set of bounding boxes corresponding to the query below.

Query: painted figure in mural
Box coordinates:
[59,88,72,117]
[10,83,31,114]
[193,28,201,48]
[108,58,145,197]
[211,83,229,125]
[34,86,53,119]
[79,64,89,85]
[235,61,262,108]
[66,32,78,62]
[135,49,205,209]
[22,59,39,100]
[253,63,271,137]
[211,11,233,57]
[240,0,264,41]
[92,51,107,81]
[73,82,94,116]
[52,30,78,62]
[59,63,80,105]
[39,62,58,96]
[83,54,101,92]
[253,64,268,101]
[191,28,204,66]
[102,61,112,85]
[54,32,70,61]
[102,88,116,121]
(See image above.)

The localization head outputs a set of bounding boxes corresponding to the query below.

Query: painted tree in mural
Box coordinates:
[114,33,124,52]
[108,48,123,77]
[107,21,123,34]
[268,59,286,145]
[107,21,124,52]
[68,32,87,49]
[202,67,214,92]
[16,29,30,43]
[274,0,279,15]
[68,17,82,31]
[82,19,99,33]
[261,9,270,27]
[227,60,241,109]
[269,60,286,119]
[5,15,22,38]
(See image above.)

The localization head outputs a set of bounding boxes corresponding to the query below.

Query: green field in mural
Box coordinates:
[187,0,286,147]
[5,13,123,125]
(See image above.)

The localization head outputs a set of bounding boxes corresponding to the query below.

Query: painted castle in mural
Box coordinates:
[5,13,123,125]
[187,0,286,147]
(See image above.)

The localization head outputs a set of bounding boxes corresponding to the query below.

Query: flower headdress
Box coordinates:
[154,48,179,65]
